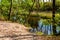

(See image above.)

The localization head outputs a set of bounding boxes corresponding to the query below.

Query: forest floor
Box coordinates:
[0,21,33,40]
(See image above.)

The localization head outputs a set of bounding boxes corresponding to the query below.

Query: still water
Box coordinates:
[30,19,60,35]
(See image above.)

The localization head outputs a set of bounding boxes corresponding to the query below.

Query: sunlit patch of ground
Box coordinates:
[0,21,31,36]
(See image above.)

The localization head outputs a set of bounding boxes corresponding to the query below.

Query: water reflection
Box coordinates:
[38,19,53,35]
[30,19,60,35]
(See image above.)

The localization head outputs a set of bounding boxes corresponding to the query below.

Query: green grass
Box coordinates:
[31,11,60,19]
[0,12,60,21]
[36,32,44,35]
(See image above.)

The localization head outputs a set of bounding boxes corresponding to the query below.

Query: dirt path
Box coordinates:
[0,21,31,36]
[0,21,34,40]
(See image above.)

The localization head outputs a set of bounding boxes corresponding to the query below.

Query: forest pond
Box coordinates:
[30,19,60,35]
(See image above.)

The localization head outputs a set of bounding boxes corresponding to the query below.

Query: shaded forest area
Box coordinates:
[0,0,60,36]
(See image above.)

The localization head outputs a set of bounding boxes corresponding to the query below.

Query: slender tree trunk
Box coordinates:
[26,0,35,23]
[52,0,56,35]
[43,0,44,2]
[0,0,3,14]
[8,0,12,20]
[37,0,40,11]
[49,0,50,2]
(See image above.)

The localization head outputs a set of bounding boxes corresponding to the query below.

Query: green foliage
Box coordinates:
[0,0,60,35]
[55,0,60,13]
[10,14,25,24]
[0,0,60,23]
[40,2,52,11]
[42,19,51,25]
[36,32,44,35]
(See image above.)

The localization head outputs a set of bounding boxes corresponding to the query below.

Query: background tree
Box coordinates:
[8,0,12,20]
[52,0,57,35]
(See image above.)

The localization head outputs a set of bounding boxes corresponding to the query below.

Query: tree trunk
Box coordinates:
[26,0,35,23]
[37,0,40,11]
[0,0,3,14]
[49,0,50,2]
[52,0,56,35]
[43,0,44,2]
[8,0,12,20]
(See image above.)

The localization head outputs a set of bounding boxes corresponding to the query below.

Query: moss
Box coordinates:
[36,32,44,35]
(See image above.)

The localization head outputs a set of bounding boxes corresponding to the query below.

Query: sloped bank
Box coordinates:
[0,21,60,40]
[35,35,60,40]
[0,21,31,36]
